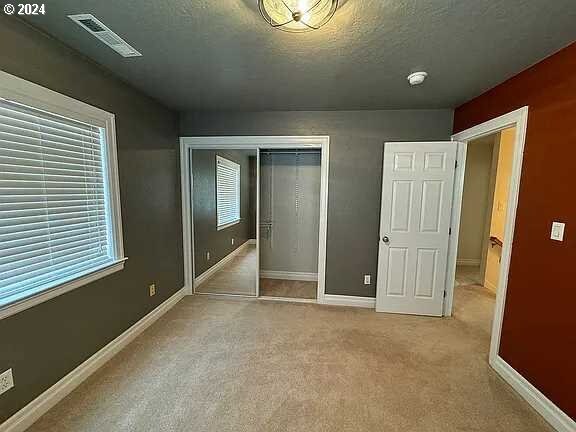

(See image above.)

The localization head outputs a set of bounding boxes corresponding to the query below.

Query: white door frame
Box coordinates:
[446,107,529,359]
[179,136,330,303]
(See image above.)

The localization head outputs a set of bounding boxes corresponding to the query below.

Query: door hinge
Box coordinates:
[455,160,458,169]
[449,227,452,235]
[444,290,447,298]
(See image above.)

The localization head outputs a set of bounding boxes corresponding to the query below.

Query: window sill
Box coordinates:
[217,219,241,231]
[0,258,127,321]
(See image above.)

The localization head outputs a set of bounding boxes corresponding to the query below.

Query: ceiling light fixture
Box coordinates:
[407,71,428,86]
[259,0,338,33]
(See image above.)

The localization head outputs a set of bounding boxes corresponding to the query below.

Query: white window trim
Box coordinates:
[215,155,241,230]
[0,70,126,320]
[217,220,241,231]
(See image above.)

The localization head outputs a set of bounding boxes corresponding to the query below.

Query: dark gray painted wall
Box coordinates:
[0,17,182,423]
[180,110,454,297]
[192,150,256,276]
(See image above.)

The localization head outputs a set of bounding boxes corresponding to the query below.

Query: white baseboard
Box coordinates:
[194,240,252,287]
[491,356,575,432]
[456,259,481,266]
[260,271,318,282]
[0,288,186,432]
[258,296,317,304]
[321,294,376,308]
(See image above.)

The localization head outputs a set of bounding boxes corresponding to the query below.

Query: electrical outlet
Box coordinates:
[206,251,210,261]
[0,369,14,396]
[149,283,156,297]
[364,275,371,285]
[231,238,235,245]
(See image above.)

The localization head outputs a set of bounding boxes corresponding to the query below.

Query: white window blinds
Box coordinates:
[216,155,240,229]
[0,98,115,306]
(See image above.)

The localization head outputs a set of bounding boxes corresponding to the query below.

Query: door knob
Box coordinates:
[382,236,390,244]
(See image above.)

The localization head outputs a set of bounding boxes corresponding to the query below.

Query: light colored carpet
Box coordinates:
[195,244,257,296]
[455,264,483,287]
[259,279,317,299]
[25,287,552,432]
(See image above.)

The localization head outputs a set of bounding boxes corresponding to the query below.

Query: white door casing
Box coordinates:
[376,142,458,316]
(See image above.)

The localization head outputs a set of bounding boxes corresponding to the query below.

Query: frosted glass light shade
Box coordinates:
[258,0,338,32]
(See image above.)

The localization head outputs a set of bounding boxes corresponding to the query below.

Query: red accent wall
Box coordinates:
[454,43,576,419]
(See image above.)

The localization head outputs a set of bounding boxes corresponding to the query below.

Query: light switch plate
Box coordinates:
[550,222,565,242]
[0,369,14,396]
[364,275,371,285]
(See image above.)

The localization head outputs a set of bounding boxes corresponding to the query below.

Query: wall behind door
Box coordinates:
[180,110,453,297]
[457,135,496,266]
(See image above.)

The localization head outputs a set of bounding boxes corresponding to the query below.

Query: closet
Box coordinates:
[259,149,321,299]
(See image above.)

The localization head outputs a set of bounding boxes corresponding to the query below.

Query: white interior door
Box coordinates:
[376,142,458,316]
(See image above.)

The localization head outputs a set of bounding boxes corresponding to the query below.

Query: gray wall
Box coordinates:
[0,17,182,423]
[192,150,255,276]
[180,110,454,297]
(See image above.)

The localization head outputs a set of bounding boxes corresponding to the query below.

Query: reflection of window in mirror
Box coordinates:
[216,156,241,230]
[194,150,257,298]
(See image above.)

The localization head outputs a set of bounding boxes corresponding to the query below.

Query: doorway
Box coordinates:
[448,107,528,369]
[453,126,516,334]
[374,106,529,347]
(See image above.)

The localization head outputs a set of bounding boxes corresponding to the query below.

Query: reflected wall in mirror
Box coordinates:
[192,149,257,296]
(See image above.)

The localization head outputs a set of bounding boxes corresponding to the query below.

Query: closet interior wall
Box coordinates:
[259,150,321,277]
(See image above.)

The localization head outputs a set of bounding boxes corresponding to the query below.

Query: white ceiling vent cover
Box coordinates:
[68,14,142,58]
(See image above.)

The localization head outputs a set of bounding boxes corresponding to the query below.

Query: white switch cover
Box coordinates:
[364,275,371,285]
[0,369,14,396]
[550,222,565,242]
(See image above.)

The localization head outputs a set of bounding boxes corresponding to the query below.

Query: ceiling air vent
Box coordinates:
[68,14,142,58]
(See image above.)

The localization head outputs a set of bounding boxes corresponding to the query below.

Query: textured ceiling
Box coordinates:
[22,0,576,111]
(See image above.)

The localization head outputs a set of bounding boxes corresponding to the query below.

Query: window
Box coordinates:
[0,71,124,317]
[216,155,240,229]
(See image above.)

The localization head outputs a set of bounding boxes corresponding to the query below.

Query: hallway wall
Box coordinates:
[484,128,516,293]
[457,135,495,266]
